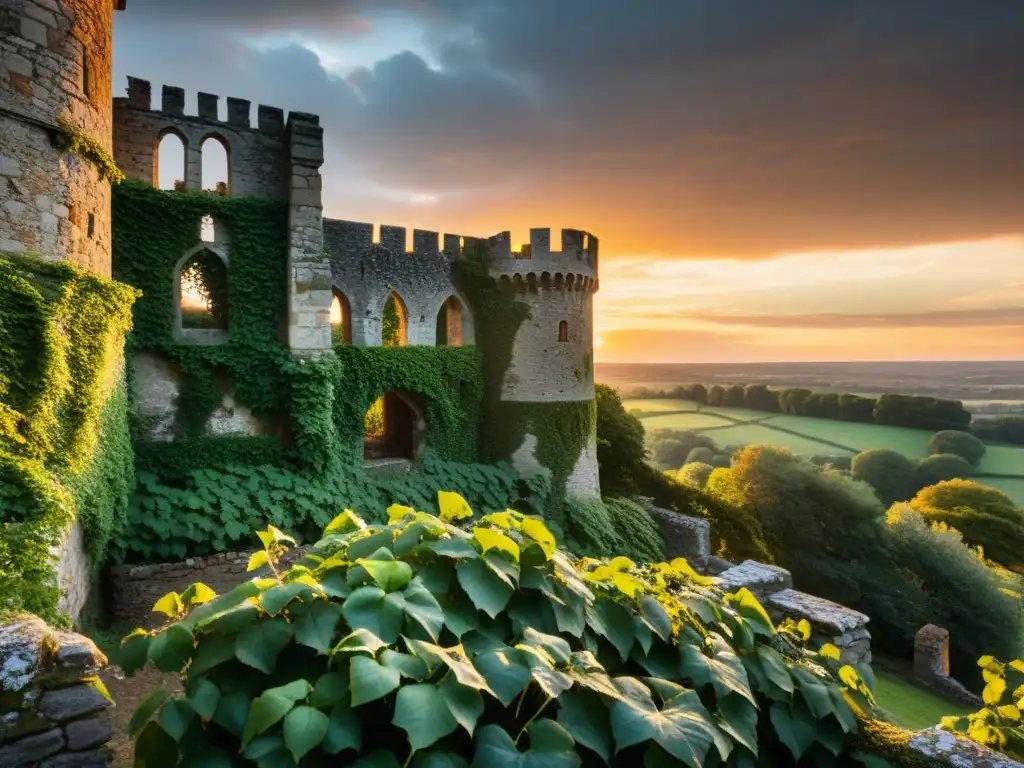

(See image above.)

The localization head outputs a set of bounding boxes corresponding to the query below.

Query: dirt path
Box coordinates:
[99,664,182,768]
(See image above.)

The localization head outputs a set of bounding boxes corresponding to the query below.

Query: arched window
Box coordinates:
[201,135,230,195]
[363,390,425,462]
[383,291,408,347]
[435,295,465,347]
[179,249,228,335]
[331,289,352,345]
[558,320,569,342]
[200,214,215,243]
[155,131,186,190]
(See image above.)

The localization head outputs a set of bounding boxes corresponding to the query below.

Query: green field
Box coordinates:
[628,398,1024,503]
[872,671,972,731]
[641,412,738,431]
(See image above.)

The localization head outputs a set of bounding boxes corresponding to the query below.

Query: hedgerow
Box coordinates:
[0,253,137,622]
[119,494,892,766]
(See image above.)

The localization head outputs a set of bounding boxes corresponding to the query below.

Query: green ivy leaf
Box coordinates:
[382,650,431,680]
[119,628,151,676]
[639,597,672,643]
[342,586,405,643]
[393,684,460,751]
[679,637,755,706]
[440,675,484,736]
[323,702,362,755]
[294,601,343,653]
[427,538,479,560]
[235,617,294,674]
[158,698,196,741]
[716,693,758,756]
[587,599,635,663]
[724,588,775,637]
[129,686,171,738]
[353,749,402,768]
[753,647,794,696]
[349,655,402,706]
[769,701,817,760]
[213,691,251,739]
[147,625,194,673]
[474,649,532,706]
[241,684,306,749]
[133,721,179,768]
[358,559,415,592]
[610,678,719,767]
[412,751,469,768]
[407,639,495,694]
[190,633,237,677]
[311,672,350,708]
[471,722,581,768]
[557,690,613,764]
[348,530,395,560]
[457,559,513,618]
[260,582,320,617]
[283,705,330,762]
[789,667,834,720]
[188,678,221,719]
[394,580,446,641]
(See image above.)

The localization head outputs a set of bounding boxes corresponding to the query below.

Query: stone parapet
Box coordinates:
[643,506,711,572]
[0,616,112,767]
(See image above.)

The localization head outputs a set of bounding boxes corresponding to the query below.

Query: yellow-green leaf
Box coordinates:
[608,556,634,572]
[324,510,366,536]
[996,705,1020,721]
[387,504,416,524]
[520,517,555,559]
[818,644,841,661]
[668,558,713,586]
[183,583,216,607]
[473,528,519,562]
[247,550,269,572]
[797,619,811,641]
[1009,660,1024,674]
[152,592,183,618]
[983,677,1007,706]
[479,511,518,530]
[611,571,642,598]
[438,491,473,523]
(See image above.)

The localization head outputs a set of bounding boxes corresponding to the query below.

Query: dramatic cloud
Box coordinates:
[112,1,1024,260]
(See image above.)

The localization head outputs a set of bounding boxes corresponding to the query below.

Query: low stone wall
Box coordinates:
[908,728,1023,767]
[913,624,984,708]
[644,504,711,572]
[0,616,112,767]
[107,547,308,628]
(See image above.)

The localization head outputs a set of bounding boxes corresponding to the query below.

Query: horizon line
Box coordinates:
[594,358,1024,366]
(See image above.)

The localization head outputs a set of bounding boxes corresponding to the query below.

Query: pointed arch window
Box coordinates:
[558,320,569,343]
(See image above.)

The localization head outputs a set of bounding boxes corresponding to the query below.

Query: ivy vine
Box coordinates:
[55,115,125,184]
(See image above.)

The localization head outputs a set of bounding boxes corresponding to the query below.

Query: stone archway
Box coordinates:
[363,389,425,462]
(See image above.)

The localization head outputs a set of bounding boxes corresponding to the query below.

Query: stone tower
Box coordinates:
[0,0,126,278]
[488,228,602,498]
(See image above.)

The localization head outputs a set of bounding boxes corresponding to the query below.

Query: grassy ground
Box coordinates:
[872,670,973,731]
[641,411,739,430]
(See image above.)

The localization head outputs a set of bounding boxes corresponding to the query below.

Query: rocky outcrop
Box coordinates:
[643,505,711,571]
[0,616,112,767]
[766,588,872,665]
[713,560,792,599]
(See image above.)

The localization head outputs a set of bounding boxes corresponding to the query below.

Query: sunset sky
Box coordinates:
[113,1,1024,363]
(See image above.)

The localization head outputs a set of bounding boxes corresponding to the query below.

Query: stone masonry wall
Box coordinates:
[1,0,118,277]
[107,547,309,629]
[323,218,478,347]
[0,616,113,767]
[112,76,289,197]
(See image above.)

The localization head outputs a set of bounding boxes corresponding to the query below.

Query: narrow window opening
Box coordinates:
[558,320,569,343]
[200,215,215,243]
[82,50,92,102]
[201,136,230,194]
[382,291,408,346]
[87,213,95,238]
[331,289,352,345]
[156,132,186,190]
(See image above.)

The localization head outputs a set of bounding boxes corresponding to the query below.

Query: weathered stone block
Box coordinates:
[39,750,111,768]
[715,560,792,598]
[64,718,111,750]
[908,728,1024,767]
[914,624,949,684]
[643,506,711,571]
[767,588,869,635]
[38,683,111,721]
[0,727,65,766]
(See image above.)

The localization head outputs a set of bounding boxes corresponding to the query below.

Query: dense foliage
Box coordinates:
[561,497,665,564]
[908,480,1024,574]
[940,655,1024,760]
[121,496,891,767]
[0,253,137,621]
[974,416,1024,446]
[913,454,974,488]
[677,463,715,490]
[850,450,920,507]
[703,446,1024,684]
[928,431,987,467]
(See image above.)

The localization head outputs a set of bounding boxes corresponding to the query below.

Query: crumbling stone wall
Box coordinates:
[323,219,478,347]
[914,624,984,708]
[1,0,120,276]
[112,77,289,198]
[0,616,113,767]
[107,547,309,629]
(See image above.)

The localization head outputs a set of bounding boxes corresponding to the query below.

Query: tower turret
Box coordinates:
[488,227,601,498]
[0,0,126,277]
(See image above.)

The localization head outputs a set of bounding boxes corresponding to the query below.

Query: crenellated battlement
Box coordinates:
[487,228,599,292]
[322,218,486,260]
[114,77,317,135]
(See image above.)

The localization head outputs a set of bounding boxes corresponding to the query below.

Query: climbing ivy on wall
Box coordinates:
[0,253,138,622]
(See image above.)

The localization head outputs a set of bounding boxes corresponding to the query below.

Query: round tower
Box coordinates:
[0,0,125,277]
[488,227,601,498]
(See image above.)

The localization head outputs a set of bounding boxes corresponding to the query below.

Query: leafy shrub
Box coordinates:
[595,384,647,497]
[884,505,1024,685]
[562,496,664,564]
[974,416,1024,446]
[646,430,716,470]
[873,394,972,431]
[850,449,921,506]
[810,455,853,472]
[929,430,987,467]
[742,384,779,412]
[676,462,714,489]
[909,481,1024,573]
[911,480,1023,523]
[685,446,714,465]
[120,496,888,767]
[940,655,1024,760]
[914,453,974,487]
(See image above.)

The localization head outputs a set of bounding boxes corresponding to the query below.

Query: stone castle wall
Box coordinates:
[1,0,119,277]
[112,77,289,198]
[323,218,479,347]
